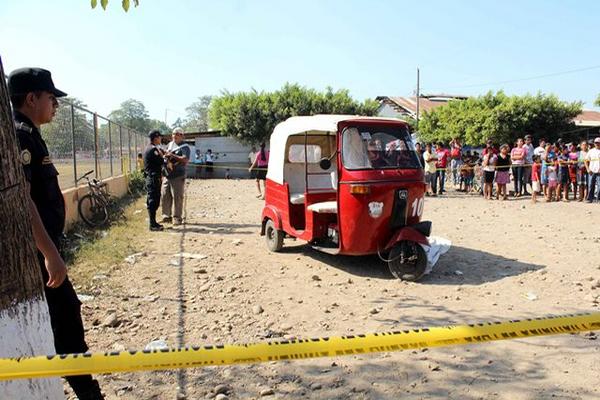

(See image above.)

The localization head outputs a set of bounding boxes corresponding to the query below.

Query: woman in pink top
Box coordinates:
[510,138,527,197]
[249,142,269,199]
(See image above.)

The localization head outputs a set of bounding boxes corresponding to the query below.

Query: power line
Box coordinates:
[429,64,600,91]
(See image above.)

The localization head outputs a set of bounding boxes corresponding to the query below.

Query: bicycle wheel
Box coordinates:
[78,193,109,227]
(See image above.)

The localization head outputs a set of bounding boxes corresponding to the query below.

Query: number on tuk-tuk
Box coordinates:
[411,197,424,217]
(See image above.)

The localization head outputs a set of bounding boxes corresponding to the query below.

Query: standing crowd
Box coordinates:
[420,135,600,203]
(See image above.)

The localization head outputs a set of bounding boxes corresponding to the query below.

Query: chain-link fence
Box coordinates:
[40,100,145,189]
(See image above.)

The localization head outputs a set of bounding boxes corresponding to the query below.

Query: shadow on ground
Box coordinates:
[278,243,544,285]
[179,222,259,235]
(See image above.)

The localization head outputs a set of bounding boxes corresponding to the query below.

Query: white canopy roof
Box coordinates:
[266,114,405,184]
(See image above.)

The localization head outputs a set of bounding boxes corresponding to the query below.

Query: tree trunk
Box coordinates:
[0,57,63,398]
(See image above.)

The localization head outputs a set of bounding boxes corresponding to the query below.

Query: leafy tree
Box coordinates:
[209,83,378,144]
[595,94,600,107]
[108,99,150,135]
[418,91,582,146]
[170,117,184,130]
[183,95,212,132]
[41,97,95,156]
[149,119,170,134]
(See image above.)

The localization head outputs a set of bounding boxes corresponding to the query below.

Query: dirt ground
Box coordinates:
[69,179,600,400]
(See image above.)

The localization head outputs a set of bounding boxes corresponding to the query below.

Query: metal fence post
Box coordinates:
[119,125,124,174]
[128,129,133,173]
[70,104,77,187]
[133,132,137,171]
[108,121,113,177]
[93,113,99,178]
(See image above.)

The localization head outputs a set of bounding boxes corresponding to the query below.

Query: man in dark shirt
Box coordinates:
[143,130,165,231]
[8,67,104,399]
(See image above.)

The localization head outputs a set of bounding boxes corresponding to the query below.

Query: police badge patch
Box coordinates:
[20,149,31,165]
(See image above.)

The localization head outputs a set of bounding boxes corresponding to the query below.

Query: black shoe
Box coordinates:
[523,191,531,196]
[68,377,105,400]
[150,223,164,231]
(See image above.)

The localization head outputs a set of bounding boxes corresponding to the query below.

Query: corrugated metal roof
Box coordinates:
[376,96,464,118]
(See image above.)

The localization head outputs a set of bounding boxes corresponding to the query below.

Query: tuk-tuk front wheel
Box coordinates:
[388,241,427,281]
[265,219,284,252]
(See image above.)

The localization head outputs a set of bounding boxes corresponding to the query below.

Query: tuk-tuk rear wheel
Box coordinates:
[265,219,284,252]
[388,241,427,281]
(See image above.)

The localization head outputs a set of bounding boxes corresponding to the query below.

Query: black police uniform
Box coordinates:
[143,142,164,227]
[15,111,104,399]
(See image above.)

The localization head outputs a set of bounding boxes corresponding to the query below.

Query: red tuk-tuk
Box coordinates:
[260,115,432,281]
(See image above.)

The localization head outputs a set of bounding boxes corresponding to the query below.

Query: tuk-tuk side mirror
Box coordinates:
[319,158,331,170]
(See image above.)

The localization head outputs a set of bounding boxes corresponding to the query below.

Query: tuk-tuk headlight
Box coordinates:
[350,184,371,195]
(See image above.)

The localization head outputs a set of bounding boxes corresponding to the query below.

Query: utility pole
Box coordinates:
[415,67,420,132]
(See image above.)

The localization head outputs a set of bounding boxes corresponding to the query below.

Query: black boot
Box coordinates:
[67,376,105,400]
[148,209,163,231]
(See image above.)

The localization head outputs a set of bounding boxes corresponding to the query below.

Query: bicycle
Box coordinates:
[77,170,111,227]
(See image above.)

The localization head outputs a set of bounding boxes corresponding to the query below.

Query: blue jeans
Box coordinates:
[451,159,463,185]
[588,173,600,202]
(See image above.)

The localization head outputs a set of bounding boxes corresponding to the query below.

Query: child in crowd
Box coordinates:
[557,146,570,202]
[546,153,558,202]
[568,143,579,198]
[463,152,476,193]
[541,143,555,199]
[495,144,511,200]
[482,148,497,200]
[531,155,541,203]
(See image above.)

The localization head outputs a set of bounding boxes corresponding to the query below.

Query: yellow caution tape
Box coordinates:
[0,312,598,381]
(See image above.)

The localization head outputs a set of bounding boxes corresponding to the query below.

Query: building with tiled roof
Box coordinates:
[376,94,468,120]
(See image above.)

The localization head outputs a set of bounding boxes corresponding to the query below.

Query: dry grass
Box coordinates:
[66,195,147,293]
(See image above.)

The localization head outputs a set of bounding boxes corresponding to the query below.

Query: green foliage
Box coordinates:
[41,97,94,156]
[91,0,139,11]
[595,94,600,107]
[148,119,170,134]
[170,117,184,130]
[128,169,145,195]
[209,83,378,144]
[418,91,582,146]
[108,99,150,135]
[183,95,212,132]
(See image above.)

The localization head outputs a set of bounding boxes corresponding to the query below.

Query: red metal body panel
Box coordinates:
[384,226,430,250]
[262,179,337,242]
[337,180,425,255]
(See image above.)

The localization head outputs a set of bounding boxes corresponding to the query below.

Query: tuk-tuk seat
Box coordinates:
[290,193,305,204]
[307,201,337,214]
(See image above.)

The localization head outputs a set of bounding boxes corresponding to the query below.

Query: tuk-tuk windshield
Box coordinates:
[342,125,420,170]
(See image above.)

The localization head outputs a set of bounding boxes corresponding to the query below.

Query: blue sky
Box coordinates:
[1,0,599,124]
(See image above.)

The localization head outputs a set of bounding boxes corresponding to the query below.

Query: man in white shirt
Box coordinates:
[585,137,600,203]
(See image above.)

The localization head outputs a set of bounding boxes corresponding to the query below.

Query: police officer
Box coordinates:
[8,68,104,399]
[144,130,165,231]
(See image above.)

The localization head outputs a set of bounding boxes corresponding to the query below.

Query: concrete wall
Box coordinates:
[188,135,270,179]
[62,174,130,231]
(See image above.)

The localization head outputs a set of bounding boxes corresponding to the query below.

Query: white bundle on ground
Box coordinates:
[421,236,452,275]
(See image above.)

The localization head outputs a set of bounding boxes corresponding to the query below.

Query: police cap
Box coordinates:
[8,68,67,97]
[148,130,162,140]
